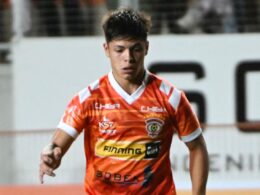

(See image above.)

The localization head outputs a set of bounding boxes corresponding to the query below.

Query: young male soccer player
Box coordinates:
[39,8,209,195]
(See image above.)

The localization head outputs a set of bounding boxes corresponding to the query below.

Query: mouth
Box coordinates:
[122,67,135,74]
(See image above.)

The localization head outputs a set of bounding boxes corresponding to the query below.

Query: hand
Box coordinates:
[39,143,62,184]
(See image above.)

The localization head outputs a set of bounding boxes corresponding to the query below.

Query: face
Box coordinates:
[103,38,149,83]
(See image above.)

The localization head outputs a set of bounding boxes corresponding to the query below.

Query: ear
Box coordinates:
[145,41,149,55]
[103,43,110,57]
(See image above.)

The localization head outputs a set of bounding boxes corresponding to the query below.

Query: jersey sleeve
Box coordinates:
[57,94,86,139]
[170,89,202,142]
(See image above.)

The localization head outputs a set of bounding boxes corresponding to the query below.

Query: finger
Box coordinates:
[39,160,56,182]
[39,168,56,181]
[39,169,45,184]
[39,161,49,183]
[53,147,62,161]
[44,168,56,177]
[39,164,56,181]
[41,155,53,165]
[39,143,57,184]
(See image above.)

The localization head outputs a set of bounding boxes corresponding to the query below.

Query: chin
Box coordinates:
[124,75,134,80]
[121,74,135,81]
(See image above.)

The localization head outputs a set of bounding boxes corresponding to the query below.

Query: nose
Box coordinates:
[123,49,134,63]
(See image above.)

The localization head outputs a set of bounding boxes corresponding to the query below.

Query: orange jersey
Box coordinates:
[58,71,202,195]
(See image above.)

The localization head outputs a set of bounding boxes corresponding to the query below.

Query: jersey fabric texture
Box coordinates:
[57,70,202,195]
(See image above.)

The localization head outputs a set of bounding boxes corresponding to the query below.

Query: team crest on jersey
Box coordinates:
[145,118,164,138]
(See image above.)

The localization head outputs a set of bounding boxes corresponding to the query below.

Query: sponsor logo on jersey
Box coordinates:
[96,170,139,185]
[95,103,120,110]
[140,106,166,113]
[95,139,160,160]
[142,165,154,187]
[99,116,116,135]
[145,142,160,159]
[145,118,164,138]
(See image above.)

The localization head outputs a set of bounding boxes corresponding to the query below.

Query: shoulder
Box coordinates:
[148,72,183,110]
[148,72,181,95]
[76,74,108,104]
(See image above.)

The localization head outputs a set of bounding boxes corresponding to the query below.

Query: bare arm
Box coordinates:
[39,129,75,183]
[185,134,209,195]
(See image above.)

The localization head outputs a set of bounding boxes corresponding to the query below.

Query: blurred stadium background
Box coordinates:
[0,0,260,194]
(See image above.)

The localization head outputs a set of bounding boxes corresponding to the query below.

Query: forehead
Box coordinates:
[108,38,147,47]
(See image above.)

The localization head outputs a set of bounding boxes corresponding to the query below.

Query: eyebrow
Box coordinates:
[113,43,143,49]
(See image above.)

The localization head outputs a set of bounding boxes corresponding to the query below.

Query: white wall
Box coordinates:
[0,65,13,184]
[13,37,110,130]
[0,65,12,130]
[10,35,260,188]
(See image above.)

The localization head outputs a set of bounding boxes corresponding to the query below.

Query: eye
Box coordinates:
[134,48,142,52]
[114,47,124,53]
[132,46,143,52]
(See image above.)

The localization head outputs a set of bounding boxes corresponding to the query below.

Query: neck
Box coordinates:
[113,70,145,95]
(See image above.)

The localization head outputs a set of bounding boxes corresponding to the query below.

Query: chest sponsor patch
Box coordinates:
[95,139,160,160]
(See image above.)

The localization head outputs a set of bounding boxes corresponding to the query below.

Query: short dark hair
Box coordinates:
[102,8,152,42]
